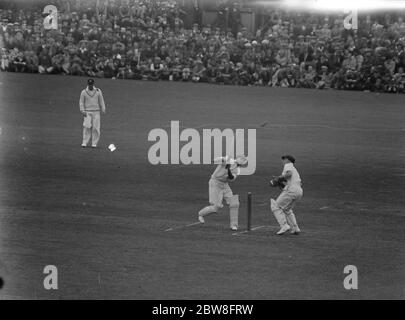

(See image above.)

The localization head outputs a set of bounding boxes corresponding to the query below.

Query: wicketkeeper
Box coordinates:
[269,155,303,235]
[79,78,106,148]
[198,155,248,231]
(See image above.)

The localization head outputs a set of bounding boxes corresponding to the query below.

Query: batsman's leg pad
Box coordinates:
[270,199,277,211]
[229,195,239,228]
[285,210,299,229]
[199,205,219,217]
[285,212,293,227]
[270,198,287,227]
[209,180,225,209]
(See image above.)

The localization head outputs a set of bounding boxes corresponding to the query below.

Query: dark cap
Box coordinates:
[281,155,295,163]
[87,78,95,85]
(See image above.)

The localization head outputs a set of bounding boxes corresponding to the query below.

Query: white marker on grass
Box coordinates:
[108,144,116,152]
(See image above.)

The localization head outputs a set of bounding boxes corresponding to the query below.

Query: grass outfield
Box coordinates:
[0,72,404,299]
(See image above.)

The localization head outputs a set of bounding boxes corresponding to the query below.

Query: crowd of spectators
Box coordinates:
[1,0,405,93]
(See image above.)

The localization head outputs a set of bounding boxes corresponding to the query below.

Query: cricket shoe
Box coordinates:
[291,227,301,235]
[198,215,205,224]
[276,224,291,235]
[231,226,238,231]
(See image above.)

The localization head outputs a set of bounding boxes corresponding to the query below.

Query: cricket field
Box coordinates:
[0,72,404,299]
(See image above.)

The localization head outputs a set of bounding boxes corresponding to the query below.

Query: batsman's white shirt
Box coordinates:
[211,163,240,183]
[209,163,240,207]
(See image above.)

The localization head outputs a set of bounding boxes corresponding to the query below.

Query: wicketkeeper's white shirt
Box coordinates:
[282,163,302,188]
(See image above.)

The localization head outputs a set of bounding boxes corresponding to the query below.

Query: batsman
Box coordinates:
[198,155,248,231]
[269,155,303,235]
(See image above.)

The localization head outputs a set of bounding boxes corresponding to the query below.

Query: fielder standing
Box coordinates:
[270,155,303,235]
[198,155,248,231]
[79,78,106,148]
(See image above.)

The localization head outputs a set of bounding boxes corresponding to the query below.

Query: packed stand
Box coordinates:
[1,0,405,93]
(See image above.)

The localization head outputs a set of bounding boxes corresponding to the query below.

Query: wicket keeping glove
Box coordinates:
[269,176,287,189]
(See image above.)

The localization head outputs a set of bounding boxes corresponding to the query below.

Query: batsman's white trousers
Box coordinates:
[82,111,101,147]
[275,185,303,212]
[209,179,234,207]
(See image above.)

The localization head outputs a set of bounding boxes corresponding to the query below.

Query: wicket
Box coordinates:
[247,192,252,231]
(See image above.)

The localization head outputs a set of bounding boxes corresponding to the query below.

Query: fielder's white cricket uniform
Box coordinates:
[275,163,303,212]
[79,86,106,147]
[208,163,240,207]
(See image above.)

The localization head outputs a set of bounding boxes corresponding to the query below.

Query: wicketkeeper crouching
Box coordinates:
[269,155,303,235]
[198,155,248,231]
